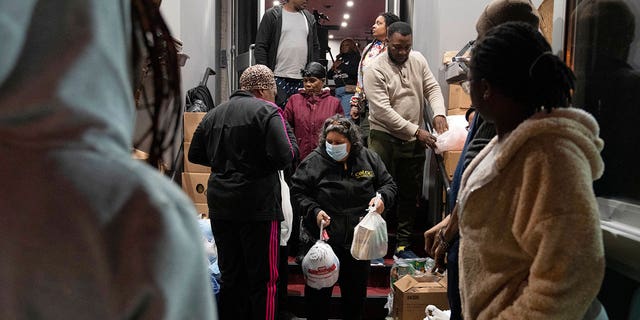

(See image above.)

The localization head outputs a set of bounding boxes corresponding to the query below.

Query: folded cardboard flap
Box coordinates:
[393,274,449,320]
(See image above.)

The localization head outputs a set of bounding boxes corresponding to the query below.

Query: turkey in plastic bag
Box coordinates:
[424,305,451,320]
[350,193,388,260]
[433,115,468,154]
[301,220,340,289]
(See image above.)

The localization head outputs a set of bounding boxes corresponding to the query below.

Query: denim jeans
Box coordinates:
[334,86,354,118]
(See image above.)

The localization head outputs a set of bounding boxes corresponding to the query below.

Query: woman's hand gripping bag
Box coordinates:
[301,221,340,289]
[351,194,388,260]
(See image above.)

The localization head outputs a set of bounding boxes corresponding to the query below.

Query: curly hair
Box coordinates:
[380,12,401,28]
[470,22,575,113]
[318,115,363,152]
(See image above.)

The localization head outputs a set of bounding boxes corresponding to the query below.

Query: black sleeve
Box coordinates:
[370,150,397,212]
[264,108,298,169]
[290,156,322,229]
[310,17,320,62]
[342,54,360,82]
[188,114,212,166]
[464,119,496,169]
[254,12,272,66]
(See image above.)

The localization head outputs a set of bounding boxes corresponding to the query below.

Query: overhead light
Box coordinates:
[273,1,280,6]
[346,1,354,7]
[343,14,350,20]
[341,21,348,27]
[329,34,334,39]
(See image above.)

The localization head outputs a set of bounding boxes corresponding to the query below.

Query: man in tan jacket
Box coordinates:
[364,21,448,258]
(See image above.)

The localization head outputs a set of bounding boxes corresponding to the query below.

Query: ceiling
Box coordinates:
[266,0,386,41]
[307,0,385,40]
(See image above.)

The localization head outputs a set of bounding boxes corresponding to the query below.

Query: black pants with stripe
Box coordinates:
[212,219,280,320]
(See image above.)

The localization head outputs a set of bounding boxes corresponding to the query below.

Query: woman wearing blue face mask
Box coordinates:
[291,114,397,320]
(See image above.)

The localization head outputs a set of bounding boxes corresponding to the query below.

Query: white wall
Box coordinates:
[412,0,550,100]
[161,0,217,103]
[412,1,487,101]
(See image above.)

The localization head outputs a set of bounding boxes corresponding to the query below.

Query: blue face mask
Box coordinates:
[325,141,348,161]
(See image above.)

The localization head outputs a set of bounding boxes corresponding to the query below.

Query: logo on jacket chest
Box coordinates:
[353,170,374,179]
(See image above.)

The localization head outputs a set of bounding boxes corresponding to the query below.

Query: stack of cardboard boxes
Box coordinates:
[441,82,471,180]
[442,49,473,180]
[182,112,210,218]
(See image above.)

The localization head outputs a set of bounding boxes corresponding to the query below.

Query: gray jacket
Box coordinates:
[255,5,320,71]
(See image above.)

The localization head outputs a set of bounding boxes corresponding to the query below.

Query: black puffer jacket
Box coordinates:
[291,145,397,248]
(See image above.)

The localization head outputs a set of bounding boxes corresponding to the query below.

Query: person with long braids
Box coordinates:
[0,1,216,318]
[455,22,606,319]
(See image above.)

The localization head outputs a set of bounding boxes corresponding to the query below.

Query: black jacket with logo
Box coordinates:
[189,90,298,221]
[291,145,397,248]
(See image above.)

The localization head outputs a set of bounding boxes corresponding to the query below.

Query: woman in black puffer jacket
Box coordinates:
[291,114,396,320]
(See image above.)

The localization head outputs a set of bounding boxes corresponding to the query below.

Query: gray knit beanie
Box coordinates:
[476,0,540,38]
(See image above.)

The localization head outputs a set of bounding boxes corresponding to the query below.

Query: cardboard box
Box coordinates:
[182,172,209,203]
[443,151,462,180]
[448,84,471,110]
[183,142,210,173]
[193,203,209,219]
[183,112,206,142]
[393,274,449,320]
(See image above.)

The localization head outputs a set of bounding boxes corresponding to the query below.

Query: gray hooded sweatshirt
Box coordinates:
[0,1,216,319]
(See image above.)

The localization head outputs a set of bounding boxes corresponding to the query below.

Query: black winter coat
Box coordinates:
[291,145,397,248]
[189,90,298,221]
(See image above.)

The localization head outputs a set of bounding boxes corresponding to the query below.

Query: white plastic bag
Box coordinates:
[424,305,451,320]
[350,193,388,260]
[302,221,340,289]
[278,170,293,245]
[434,115,468,154]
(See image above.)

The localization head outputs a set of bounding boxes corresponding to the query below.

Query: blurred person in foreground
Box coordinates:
[456,22,605,319]
[0,0,216,318]
[189,64,298,320]
[291,115,397,320]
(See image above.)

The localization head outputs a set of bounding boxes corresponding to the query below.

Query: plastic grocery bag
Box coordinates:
[278,170,293,245]
[302,221,340,289]
[424,305,451,320]
[434,115,468,154]
[350,193,388,260]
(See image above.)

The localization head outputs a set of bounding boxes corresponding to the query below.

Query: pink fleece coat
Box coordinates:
[457,108,605,319]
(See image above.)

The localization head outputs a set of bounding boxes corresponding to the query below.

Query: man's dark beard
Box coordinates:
[389,53,407,65]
